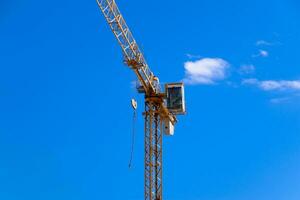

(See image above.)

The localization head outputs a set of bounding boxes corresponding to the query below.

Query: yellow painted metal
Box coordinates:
[144,97,163,200]
[96,1,178,199]
[96,0,156,95]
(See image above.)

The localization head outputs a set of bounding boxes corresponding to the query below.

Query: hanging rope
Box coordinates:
[128,99,137,168]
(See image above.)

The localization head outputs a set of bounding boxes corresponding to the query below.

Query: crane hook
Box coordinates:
[131,98,137,110]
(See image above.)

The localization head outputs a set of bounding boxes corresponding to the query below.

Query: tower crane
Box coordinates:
[96,1,186,199]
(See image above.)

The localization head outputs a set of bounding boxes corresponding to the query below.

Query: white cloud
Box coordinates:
[183,58,230,85]
[259,50,269,57]
[186,53,202,59]
[243,78,300,91]
[256,40,273,46]
[256,40,281,46]
[239,64,255,74]
[252,50,269,58]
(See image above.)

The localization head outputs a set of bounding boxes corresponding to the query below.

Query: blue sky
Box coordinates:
[0,0,300,199]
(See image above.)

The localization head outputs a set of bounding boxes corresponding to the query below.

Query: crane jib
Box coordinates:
[96,1,183,200]
[96,0,158,95]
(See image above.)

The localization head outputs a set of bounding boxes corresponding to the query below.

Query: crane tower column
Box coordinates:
[144,97,163,200]
[96,1,186,199]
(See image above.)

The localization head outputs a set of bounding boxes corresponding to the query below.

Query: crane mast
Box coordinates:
[96,1,185,199]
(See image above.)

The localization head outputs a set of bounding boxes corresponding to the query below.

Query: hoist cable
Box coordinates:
[128,106,137,168]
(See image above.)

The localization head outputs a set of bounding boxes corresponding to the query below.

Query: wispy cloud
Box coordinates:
[186,53,202,59]
[256,39,281,46]
[259,50,269,57]
[183,58,230,85]
[239,64,255,75]
[243,78,300,91]
[256,40,273,46]
[270,97,291,104]
[253,50,269,58]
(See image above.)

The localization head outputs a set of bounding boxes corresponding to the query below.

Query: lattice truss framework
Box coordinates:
[96,0,157,94]
[96,1,178,200]
[144,101,163,200]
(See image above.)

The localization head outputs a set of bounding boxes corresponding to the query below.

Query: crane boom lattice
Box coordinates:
[96,1,186,200]
[96,0,157,94]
